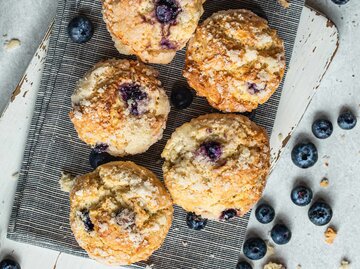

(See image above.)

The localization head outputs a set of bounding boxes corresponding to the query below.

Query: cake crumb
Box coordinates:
[266,240,275,256]
[209,254,215,258]
[278,133,283,141]
[145,264,154,269]
[182,241,188,247]
[264,262,286,269]
[4,38,21,51]
[320,178,329,188]
[277,0,290,8]
[339,259,350,269]
[325,227,337,244]
[296,265,302,269]
[59,171,76,192]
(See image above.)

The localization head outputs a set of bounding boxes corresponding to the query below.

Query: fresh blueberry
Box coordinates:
[170,87,193,109]
[186,212,207,230]
[155,0,181,23]
[89,149,116,169]
[79,209,94,232]
[331,0,350,5]
[312,119,333,139]
[199,141,222,161]
[220,209,238,221]
[308,201,333,226]
[0,259,21,269]
[255,204,275,224]
[243,237,267,260]
[291,142,318,169]
[338,110,357,130]
[119,83,147,116]
[291,185,313,206]
[236,260,252,269]
[270,224,292,245]
[68,15,94,44]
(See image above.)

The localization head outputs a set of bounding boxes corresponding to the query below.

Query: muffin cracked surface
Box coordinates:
[183,9,286,112]
[69,59,170,156]
[161,114,270,219]
[70,161,173,265]
[102,0,205,64]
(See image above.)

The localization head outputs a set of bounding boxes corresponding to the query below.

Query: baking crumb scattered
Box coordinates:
[182,241,188,247]
[277,0,290,8]
[264,262,286,269]
[278,133,283,141]
[209,254,215,258]
[266,240,275,256]
[4,38,21,51]
[59,171,76,192]
[296,265,302,269]
[339,259,350,269]
[325,227,337,244]
[320,178,329,187]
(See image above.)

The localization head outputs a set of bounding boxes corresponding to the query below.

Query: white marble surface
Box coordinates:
[0,0,359,268]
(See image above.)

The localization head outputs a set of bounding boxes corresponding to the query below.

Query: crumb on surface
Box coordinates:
[277,0,290,8]
[325,226,337,244]
[278,133,283,141]
[182,241,188,247]
[266,240,275,256]
[4,38,21,51]
[339,259,350,269]
[264,262,286,269]
[145,264,154,269]
[320,178,329,187]
[296,265,302,269]
[59,171,76,192]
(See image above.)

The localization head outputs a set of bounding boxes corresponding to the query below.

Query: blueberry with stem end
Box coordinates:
[68,15,94,44]
[338,110,357,130]
[312,119,333,139]
[291,142,318,169]
[291,185,313,206]
[271,224,292,245]
[255,203,275,224]
[243,237,267,260]
[308,201,333,226]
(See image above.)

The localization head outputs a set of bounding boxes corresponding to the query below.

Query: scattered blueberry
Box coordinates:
[89,149,116,169]
[312,119,333,139]
[270,224,292,245]
[291,142,318,169]
[199,141,222,161]
[0,259,21,269]
[331,0,350,5]
[308,201,333,226]
[338,110,357,130]
[236,260,252,269]
[186,212,207,230]
[79,209,94,232]
[220,209,238,221]
[119,83,147,116]
[243,237,267,260]
[291,185,313,206]
[155,0,181,23]
[255,204,275,224]
[68,15,94,44]
[170,87,193,109]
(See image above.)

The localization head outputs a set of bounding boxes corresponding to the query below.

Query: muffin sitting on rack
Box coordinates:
[102,0,205,64]
[184,9,286,112]
[69,59,170,156]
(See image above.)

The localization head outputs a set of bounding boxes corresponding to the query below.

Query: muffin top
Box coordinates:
[184,9,285,112]
[69,59,170,156]
[102,0,205,64]
[70,161,173,265]
[162,114,270,219]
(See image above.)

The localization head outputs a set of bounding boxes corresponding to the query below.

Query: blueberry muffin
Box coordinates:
[69,59,170,156]
[102,0,205,64]
[70,161,173,265]
[183,9,286,112]
[161,114,270,220]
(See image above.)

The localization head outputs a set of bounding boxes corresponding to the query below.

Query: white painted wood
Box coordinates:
[0,7,339,269]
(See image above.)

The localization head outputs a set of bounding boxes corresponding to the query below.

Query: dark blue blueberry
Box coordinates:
[291,142,318,169]
[186,212,207,230]
[94,143,109,153]
[338,110,357,130]
[255,204,275,224]
[155,0,181,23]
[331,0,350,5]
[270,224,292,245]
[80,209,94,232]
[89,149,116,169]
[308,201,333,226]
[119,83,147,116]
[291,185,313,206]
[0,259,21,269]
[170,87,193,109]
[312,119,333,139]
[243,237,267,260]
[199,141,222,161]
[68,15,94,44]
[236,260,252,269]
[220,209,238,221]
